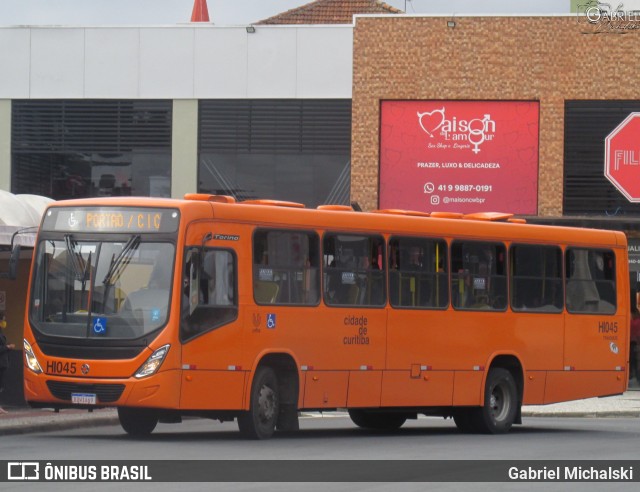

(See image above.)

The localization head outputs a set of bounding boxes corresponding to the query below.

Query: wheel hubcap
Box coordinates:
[490,384,510,422]
[257,385,277,423]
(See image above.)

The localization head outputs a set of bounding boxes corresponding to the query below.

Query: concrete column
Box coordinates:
[0,100,11,192]
[171,99,199,199]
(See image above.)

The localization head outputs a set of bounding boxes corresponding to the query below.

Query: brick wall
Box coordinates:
[352,16,640,215]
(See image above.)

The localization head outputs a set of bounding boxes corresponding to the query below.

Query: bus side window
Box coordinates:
[323,233,385,307]
[451,241,507,311]
[510,245,563,313]
[566,248,616,314]
[389,237,448,309]
[252,229,320,305]
[180,247,237,341]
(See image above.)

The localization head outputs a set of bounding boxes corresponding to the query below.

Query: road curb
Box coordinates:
[0,409,120,437]
[522,410,640,418]
[0,415,120,436]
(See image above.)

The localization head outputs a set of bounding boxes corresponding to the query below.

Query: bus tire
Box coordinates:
[238,366,280,440]
[473,368,518,434]
[118,407,158,436]
[348,410,407,430]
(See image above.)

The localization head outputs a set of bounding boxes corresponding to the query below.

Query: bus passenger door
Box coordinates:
[178,223,246,411]
[384,238,455,407]
[298,308,388,409]
[384,309,455,407]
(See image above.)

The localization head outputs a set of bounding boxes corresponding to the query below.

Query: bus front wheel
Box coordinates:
[473,368,518,434]
[118,407,158,436]
[238,366,280,439]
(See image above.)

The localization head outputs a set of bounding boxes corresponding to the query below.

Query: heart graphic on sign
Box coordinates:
[417,108,445,138]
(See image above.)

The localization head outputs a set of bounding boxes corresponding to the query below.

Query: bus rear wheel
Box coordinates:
[472,368,518,434]
[238,366,280,439]
[118,407,158,436]
[348,410,407,430]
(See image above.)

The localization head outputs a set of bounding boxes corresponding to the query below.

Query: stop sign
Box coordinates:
[605,112,640,202]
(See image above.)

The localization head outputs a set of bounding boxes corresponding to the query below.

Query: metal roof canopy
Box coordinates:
[0,191,53,247]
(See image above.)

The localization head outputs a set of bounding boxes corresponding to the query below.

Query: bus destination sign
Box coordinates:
[43,207,180,233]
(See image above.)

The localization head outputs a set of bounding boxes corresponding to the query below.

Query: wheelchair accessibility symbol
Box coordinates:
[92,316,107,335]
[266,314,276,329]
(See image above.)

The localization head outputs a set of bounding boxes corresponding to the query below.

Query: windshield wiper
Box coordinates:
[64,235,88,281]
[62,235,92,320]
[102,235,141,286]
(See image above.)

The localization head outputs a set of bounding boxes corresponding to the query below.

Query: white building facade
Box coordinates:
[0,25,353,205]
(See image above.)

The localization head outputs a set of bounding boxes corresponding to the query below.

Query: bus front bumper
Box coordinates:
[23,369,182,409]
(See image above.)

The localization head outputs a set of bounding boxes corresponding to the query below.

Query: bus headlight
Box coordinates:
[23,339,43,374]
[134,344,170,379]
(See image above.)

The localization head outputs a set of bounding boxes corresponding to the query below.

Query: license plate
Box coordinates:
[71,393,97,405]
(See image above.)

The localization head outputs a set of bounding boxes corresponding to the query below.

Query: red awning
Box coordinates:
[191,0,210,22]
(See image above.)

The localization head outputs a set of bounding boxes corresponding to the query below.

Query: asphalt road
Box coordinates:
[1,415,639,491]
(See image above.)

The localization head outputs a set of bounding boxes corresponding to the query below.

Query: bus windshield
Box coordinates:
[30,236,175,340]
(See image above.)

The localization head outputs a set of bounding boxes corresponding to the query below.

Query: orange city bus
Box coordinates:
[21,194,630,439]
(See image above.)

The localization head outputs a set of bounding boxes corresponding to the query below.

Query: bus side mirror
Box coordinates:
[7,244,20,280]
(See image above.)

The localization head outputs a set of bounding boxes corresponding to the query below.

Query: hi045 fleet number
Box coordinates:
[47,361,77,374]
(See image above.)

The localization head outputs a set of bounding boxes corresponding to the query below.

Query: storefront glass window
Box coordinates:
[198,100,351,207]
[11,100,172,200]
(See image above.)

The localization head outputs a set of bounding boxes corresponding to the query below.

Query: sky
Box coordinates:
[0,0,575,27]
